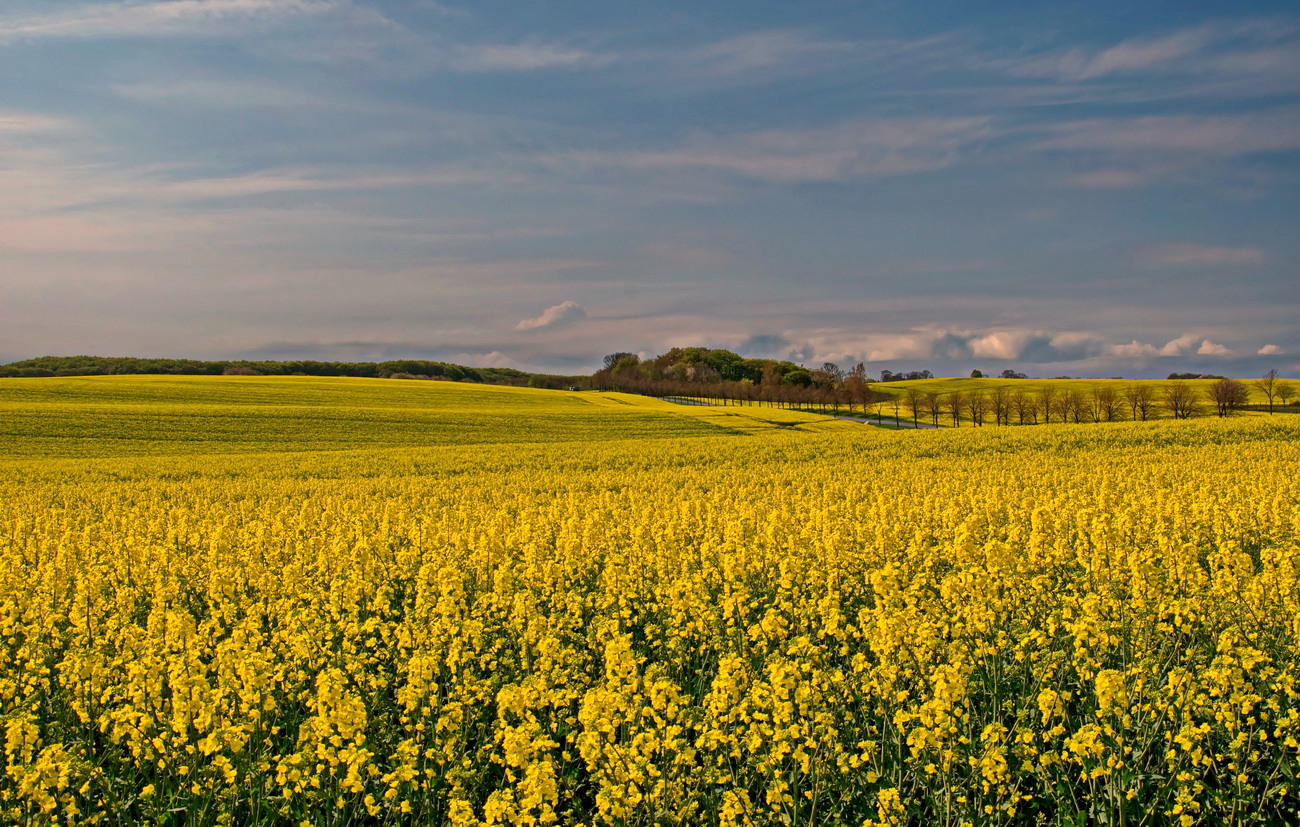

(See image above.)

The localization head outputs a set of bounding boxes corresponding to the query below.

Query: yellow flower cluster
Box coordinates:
[0,379,1297,825]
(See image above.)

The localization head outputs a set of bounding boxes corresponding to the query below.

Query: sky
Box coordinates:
[1,0,1297,378]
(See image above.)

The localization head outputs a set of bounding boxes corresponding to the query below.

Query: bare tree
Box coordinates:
[944,391,965,427]
[1278,380,1296,409]
[1010,390,1032,425]
[1087,389,1103,423]
[964,392,989,426]
[1096,387,1118,421]
[1123,384,1154,420]
[1138,385,1156,420]
[871,393,889,424]
[1038,386,1057,424]
[1050,390,1073,424]
[905,388,924,427]
[888,392,902,426]
[1255,369,1281,413]
[924,392,942,426]
[1209,378,1250,417]
[1162,381,1202,419]
[990,386,1010,425]
[1065,390,1087,423]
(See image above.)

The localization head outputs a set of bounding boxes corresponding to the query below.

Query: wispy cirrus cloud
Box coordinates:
[1063,168,1157,189]
[1041,108,1300,155]
[449,41,609,72]
[668,28,853,81]
[111,78,356,109]
[0,0,334,40]
[351,27,858,80]
[1007,27,1214,81]
[163,166,529,198]
[1043,106,1300,188]
[1137,243,1264,268]
[624,29,963,96]
[1001,19,1300,83]
[574,116,992,184]
[0,111,74,133]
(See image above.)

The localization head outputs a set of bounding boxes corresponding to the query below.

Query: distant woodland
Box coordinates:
[0,355,580,389]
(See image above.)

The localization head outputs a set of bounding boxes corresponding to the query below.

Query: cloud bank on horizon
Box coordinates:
[0,0,1296,378]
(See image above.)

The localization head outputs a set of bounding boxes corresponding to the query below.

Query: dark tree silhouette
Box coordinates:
[1162,382,1202,420]
[1255,369,1281,413]
[1208,378,1249,417]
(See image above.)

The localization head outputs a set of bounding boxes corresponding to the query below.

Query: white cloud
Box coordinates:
[449,350,514,368]
[1106,334,1238,359]
[1259,344,1285,355]
[516,301,587,331]
[1159,334,1200,356]
[969,331,1032,360]
[1197,339,1232,356]
[1109,340,1161,358]
[848,327,1105,365]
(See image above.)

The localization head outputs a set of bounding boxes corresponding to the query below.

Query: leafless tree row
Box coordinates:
[595,370,1294,427]
[886,377,1288,427]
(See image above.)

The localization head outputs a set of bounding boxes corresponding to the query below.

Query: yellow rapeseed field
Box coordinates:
[1,376,1297,825]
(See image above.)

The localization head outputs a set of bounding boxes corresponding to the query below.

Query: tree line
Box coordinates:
[0,355,571,387]
[596,349,1296,425]
[594,348,886,414]
[881,375,1293,427]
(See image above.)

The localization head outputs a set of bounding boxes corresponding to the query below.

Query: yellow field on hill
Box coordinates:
[1,376,1297,825]
[0,375,855,459]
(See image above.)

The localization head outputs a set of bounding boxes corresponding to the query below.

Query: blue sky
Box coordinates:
[1,0,1296,377]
